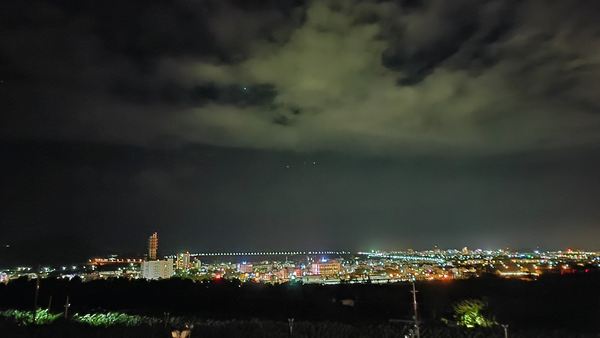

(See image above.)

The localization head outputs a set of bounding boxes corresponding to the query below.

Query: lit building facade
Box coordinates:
[141,259,173,280]
[238,263,253,273]
[193,258,202,269]
[148,232,158,260]
[311,262,341,277]
[176,252,191,269]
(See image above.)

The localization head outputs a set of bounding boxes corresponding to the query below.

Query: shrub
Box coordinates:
[0,308,61,325]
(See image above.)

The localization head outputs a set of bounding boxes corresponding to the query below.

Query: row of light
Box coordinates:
[188,251,350,257]
[92,258,145,262]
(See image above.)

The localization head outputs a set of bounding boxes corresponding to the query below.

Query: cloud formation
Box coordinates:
[2,0,600,154]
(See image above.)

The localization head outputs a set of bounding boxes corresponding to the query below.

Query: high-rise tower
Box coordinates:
[176,252,191,269]
[148,232,158,260]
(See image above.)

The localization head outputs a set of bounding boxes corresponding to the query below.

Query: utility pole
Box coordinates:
[64,295,70,318]
[33,266,41,323]
[501,324,508,338]
[288,318,294,336]
[411,282,420,338]
[164,312,170,329]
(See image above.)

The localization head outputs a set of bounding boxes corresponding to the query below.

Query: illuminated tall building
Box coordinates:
[176,252,191,269]
[148,232,158,260]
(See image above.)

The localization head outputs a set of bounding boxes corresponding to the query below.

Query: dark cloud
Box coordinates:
[382,1,481,80]
[1,0,600,257]
[2,0,600,153]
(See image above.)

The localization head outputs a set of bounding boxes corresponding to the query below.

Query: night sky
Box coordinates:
[1,0,600,264]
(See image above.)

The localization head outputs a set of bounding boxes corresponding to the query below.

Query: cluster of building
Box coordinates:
[137,237,600,284]
[2,233,599,284]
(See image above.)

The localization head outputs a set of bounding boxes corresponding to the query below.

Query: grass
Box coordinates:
[2,309,599,338]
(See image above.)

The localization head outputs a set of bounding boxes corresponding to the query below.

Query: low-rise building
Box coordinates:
[312,261,341,277]
[142,259,174,280]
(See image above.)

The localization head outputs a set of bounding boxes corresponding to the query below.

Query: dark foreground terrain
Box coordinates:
[1,318,600,338]
[1,274,599,337]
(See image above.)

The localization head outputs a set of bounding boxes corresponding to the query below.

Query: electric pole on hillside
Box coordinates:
[64,295,70,318]
[33,265,41,323]
[411,282,421,338]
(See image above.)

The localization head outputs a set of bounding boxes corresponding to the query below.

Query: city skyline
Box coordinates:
[5,244,598,285]
[2,0,600,264]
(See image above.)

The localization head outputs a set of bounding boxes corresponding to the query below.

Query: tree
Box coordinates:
[453,299,497,328]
